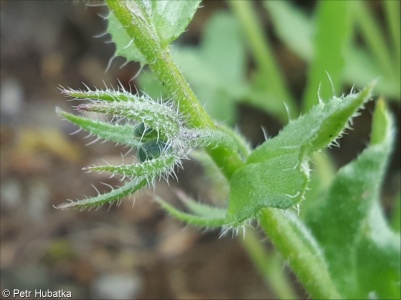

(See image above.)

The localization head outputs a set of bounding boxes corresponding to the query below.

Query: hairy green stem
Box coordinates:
[106,1,211,128]
[260,208,342,299]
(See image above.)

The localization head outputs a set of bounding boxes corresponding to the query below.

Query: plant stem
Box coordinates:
[105,1,212,129]
[259,208,342,299]
[106,0,244,179]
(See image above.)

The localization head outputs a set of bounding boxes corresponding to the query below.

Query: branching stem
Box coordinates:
[106,0,244,178]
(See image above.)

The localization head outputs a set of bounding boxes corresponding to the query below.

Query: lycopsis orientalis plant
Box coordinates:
[56,1,400,299]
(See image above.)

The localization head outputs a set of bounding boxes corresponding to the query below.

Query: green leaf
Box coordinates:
[153,177,227,229]
[302,1,352,111]
[61,86,141,102]
[245,74,291,123]
[351,1,394,80]
[344,47,400,100]
[177,192,227,220]
[228,152,309,223]
[85,153,178,183]
[155,197,226,228]
[171,11,246,123]
[56,108,139,148]
[76,100,181,139]
[179,128,238,152]
[107,0,201,65]
[355,201,400,299]
[384,1,400,67]
[153,85,374,229]
[264,1,313,61]
[248,84,374,163]
[107,11,147,65]
[307,99,399,298]
[56,179,147,210]
[227,85,373,225]
[300,151,336,220]
[146,0,202,47]
[106,0,216,130]
[137,71,168,100]
[346,1,400,100]
[265,1,400,101]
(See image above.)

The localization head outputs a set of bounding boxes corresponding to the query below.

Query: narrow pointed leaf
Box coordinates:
[86,154,178,180]
[57,108,139,147]
[61,87,140,102]
[302,1,351,110]
[177,193,227,219]
[264,1,313,61]
[56,179,147,210]
[77,101,180,138]
[155,197,227,228]
[189,150,229,200]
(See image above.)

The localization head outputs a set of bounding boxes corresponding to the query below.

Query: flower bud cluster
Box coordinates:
[56,86,221,209]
